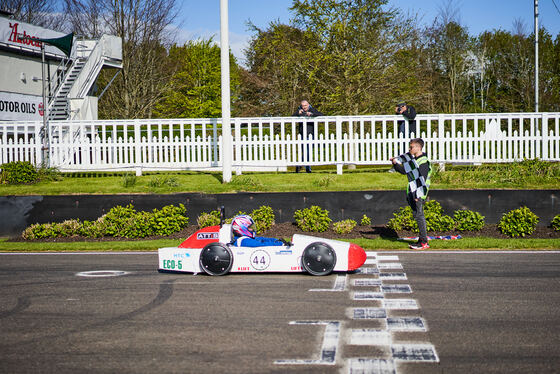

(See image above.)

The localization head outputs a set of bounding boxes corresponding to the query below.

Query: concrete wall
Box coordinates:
[1,190,558,237]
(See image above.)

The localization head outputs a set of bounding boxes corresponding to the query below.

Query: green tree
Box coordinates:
[153,39,240,118]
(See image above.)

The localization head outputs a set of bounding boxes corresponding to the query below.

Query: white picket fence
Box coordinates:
[1,112,559,174]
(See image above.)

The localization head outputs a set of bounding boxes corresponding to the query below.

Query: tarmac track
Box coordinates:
[0,251,559,374]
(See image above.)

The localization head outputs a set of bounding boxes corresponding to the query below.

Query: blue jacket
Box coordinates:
[232,236,284,247]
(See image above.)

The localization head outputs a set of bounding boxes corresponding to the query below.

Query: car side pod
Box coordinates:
[347,243,367,271]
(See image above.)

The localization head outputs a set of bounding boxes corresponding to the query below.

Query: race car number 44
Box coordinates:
[162,259,182,270]
[250,249,271,270]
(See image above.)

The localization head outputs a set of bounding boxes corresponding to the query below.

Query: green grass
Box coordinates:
[1,236,558,252]
[346,237,560,250]
[0,238,182,252]
[1,164,559,195]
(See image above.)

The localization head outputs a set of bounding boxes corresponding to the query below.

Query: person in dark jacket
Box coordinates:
[395,102,417,138]
[293,100,323,173]
[390,138,432,250]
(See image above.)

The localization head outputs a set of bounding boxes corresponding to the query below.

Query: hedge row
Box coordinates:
[21,202,560,239]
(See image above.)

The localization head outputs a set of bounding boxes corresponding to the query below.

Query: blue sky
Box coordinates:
[174,0,560,64]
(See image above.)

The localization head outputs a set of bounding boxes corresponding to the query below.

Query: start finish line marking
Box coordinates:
[75,270,130,277]
[275,321,341,365]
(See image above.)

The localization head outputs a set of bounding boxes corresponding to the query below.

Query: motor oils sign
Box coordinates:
[0,91,43,121]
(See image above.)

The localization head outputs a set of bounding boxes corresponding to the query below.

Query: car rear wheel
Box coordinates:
[302,242,336,276]
[199,243,233,275]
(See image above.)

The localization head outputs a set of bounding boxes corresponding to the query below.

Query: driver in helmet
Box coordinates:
[231,215,285,247]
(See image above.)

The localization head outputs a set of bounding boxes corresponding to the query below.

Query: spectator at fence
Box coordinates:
[395,102,417,138]
[390,138,432,250]
[293,100,323,173]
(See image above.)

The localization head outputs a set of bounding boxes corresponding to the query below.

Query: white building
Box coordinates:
[0,11,122,122]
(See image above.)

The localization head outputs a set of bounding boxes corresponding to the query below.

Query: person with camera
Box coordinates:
[395,102,417,138]
[292,100,323,173]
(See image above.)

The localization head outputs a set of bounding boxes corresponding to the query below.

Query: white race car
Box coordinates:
[158,223,367,276]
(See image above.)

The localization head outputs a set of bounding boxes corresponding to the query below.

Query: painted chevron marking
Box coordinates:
[386,317,426,331]
[377,263,403,270]
[382,299,418,310]
[379,272,407,280]
[353,291,384,300]
[347,358,396,374]
[354,278,383,286]
[381,284,412,293]
[350,308,387,319]
[355,267,380,274]
[391,344,439,362]
[377,255,399,261]
[350,329,392,345]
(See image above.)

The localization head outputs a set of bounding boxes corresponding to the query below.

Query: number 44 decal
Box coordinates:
[250,249,271,271]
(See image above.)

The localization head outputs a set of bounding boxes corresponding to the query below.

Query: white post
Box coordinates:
[41,45,50,168]
[220,0,232,182]
[534,0,539,112]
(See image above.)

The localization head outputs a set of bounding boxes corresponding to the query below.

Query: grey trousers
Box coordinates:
[407,195,428,243]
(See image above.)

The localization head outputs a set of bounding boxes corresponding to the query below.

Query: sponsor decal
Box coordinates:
[8,22,42,47]
[196,232,218,240]
[173,253,190,258]
[275,249,293,255]
[237,266,250,271]
[0,92,43,121]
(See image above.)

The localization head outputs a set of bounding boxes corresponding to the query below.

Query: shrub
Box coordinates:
[294,205,331,232]
[122,173,137,188]
[37,167,62,181]
[251,205,275,233]
[333,219,357,234]
[21,222,62,239]
[552,214,560,232]
[498,206,539,237]
[149,204,189,236]
[79,218,106,238]
[101,204,138,237]
[0,161,38,184]
[197,210,221,228]
[360,214,372,226]
[387,200,454,232]
[454,209,485,231]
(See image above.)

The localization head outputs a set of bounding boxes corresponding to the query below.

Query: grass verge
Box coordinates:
[1,237,559,252]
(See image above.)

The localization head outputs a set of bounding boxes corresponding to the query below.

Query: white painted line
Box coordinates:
[366,252,377,258]
[275,321,340,365]
[353,291,384,300]
[391,344,439,362]
[377,263,403,270]
[350,329,392,346]
[355,267,380,274]
[354,279,382,286]
[310,274,346,292]
[381,284,412,293]
[365,258,377,265]
[377,255,399,261]
[382,299,418,310]
[386,317,426,331]
[350,308,387,319]
[75,270,130,277]
[379,273,407,280]
[347,358,396,374]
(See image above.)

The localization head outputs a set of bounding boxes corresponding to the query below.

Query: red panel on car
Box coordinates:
[347,243,367,270]
[178,225,220,249]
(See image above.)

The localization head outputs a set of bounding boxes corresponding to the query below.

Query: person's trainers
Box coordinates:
[409,242,430,250]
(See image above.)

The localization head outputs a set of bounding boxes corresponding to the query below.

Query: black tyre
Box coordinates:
[301,242,336,276]
[199,243,233,276]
